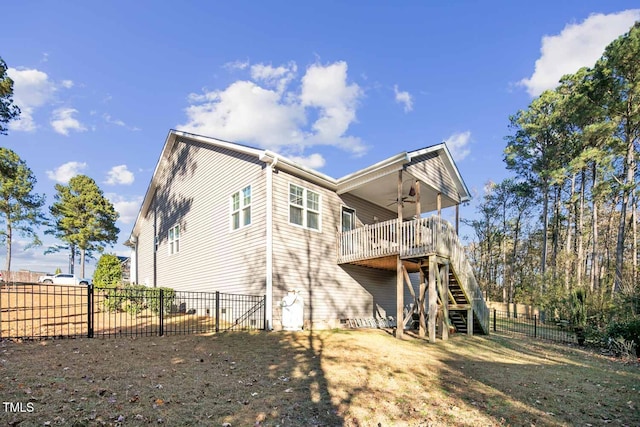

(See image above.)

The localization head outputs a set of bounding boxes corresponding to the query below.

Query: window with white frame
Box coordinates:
[231,185,252,230]
[168,225,180,254]
[289,184,321,230]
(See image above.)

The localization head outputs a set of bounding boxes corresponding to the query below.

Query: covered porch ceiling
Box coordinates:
[341,171,459,220]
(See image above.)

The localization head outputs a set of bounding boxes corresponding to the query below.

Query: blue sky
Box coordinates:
[2,1,639,276]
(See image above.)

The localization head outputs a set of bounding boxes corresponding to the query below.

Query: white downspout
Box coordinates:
[131,242,137,284]
[265,156,277,330]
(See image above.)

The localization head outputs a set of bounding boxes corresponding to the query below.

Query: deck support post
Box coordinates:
[428,255,437,343]
[467,307,474,336]
[396,170,404,338]
[437,192,442,217]
[455,204,460,235]
[396,255,404,339]
[419,263,426,338]
[439,260,449,341]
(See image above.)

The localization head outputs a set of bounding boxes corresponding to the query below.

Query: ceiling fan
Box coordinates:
[387,184,417,207]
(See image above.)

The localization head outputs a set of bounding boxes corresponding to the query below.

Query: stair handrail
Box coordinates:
[427,216,489,334]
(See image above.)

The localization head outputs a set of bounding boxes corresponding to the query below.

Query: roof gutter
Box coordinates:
[259,150,337,190]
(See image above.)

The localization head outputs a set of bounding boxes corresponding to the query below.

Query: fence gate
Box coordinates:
[0,283,265,340]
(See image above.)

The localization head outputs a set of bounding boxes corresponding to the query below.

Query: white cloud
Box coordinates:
[46,161,88,183]
[300,61,365,155]
[444,131,472,162]
[61,80,74,89]
[6,67,56,132]
[288,153,326,169]
[106,194,143,224]
[520,10,640,96]
[105,165,135,185]
[103,113,141,131]
[178,60,366,167]
[224,59,250,71]
[103,113,126,127]
[50,108,86,135]
[250,62,297,93]
[393,85,413,112]
[181,80,306,148]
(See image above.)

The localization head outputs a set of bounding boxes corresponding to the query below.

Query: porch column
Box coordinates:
[396,170,404,339]
[437,192,442,217]
[455,204,460,235]
[415,180,421,218]
[428,255,437,343]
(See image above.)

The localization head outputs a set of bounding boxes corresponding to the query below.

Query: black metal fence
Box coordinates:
[0,283,265,340]
[492,309,578,344]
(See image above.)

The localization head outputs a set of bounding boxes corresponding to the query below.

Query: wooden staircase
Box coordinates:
[418,260,488,335]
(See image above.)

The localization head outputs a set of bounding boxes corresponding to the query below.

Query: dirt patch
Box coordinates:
[0,330,638,426]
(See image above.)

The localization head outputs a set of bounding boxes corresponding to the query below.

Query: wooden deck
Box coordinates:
[337,216,489,334]
[337,216,459,264]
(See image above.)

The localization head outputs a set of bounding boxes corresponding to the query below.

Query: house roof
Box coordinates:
[127,130,471,243]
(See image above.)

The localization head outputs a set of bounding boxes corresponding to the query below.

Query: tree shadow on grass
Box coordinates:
[435,335,640,426]
[196,331,343,426]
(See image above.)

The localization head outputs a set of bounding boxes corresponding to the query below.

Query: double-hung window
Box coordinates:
[289,184,321,231]
[168,225,180,254]
[231,185,252,230]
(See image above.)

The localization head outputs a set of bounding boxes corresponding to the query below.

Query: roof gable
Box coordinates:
[127,131,471,242]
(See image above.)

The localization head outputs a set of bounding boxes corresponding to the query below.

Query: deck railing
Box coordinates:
[337,218,399,263]
[337,215,489,333]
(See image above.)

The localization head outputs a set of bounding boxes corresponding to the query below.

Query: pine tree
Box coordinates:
[0,148,46,275]
[0,57,20,135]
[48,175,119,277]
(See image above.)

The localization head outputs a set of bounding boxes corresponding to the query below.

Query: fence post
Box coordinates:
[87,285,94,338]
[493,309,497,332]
[159,289,164,336]
[534,314,537,338]
[215,291,220,333]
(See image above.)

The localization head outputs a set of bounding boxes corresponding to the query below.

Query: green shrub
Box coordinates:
[569,288,587,327]
[122,285,147,315]
[146,287,176,314]
[607,318,640,357]
[93,254,123,287]
[100,286,127,312]
[98,284,175,315]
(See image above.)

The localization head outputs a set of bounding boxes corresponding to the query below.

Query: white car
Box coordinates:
[38,273,91,286]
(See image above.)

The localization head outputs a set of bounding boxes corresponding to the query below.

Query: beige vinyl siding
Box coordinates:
[135,138,266,295]
[405,152,460,203]
[272,170,396,328]
[339,193,397,226]
[135,205,156,286]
